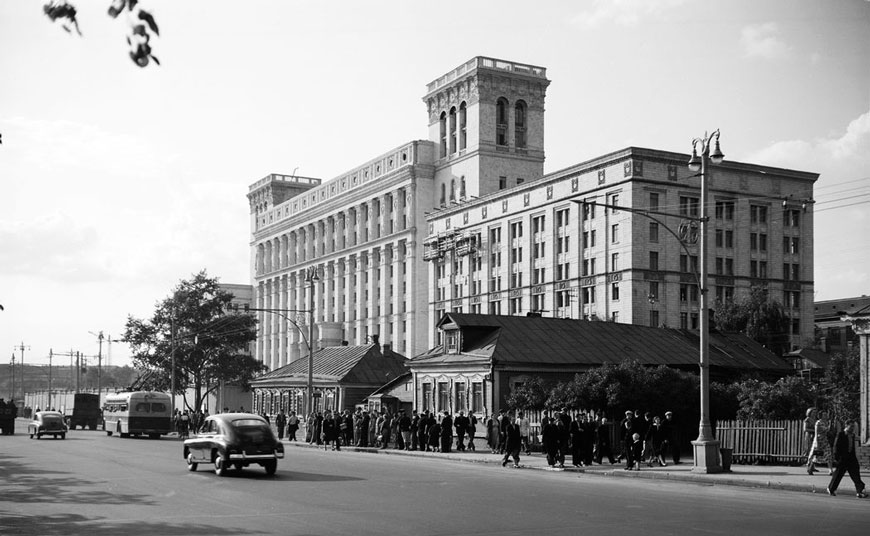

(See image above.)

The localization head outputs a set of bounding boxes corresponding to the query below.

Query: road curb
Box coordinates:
[281,440,834,495]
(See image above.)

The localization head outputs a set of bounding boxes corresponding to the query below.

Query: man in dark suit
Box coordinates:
[827,421,867,497]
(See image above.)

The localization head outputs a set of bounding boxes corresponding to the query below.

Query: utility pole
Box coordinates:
[48,349,53,410]
[15,342,30,409]
[10,354,15,402]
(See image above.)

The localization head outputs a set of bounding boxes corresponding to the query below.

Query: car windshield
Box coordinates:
[41,415,63,424]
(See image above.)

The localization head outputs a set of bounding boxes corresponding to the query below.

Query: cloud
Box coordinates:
[0,214,112,283]
[741,22,792,60]
[747,108,870,166]
[570,0,688,28]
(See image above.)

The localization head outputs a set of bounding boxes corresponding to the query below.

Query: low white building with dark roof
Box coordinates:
[249,337,407,415]
[407,313,791,418]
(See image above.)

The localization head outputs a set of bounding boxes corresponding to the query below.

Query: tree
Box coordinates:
[823,348,860,428]
[735,376,818,420]
[43,0,160,67]
[124,270,264,413]
[505,376,550,410]
[713,286,791,355]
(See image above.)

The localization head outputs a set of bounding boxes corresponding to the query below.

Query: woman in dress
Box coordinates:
[811,411,833,475]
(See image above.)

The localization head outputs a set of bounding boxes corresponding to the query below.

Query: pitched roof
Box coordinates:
[410,313,790,372]
[251,344,408,387]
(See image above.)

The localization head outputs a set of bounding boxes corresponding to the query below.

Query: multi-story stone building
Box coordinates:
[248,55,818,373]
[423,145,818,350]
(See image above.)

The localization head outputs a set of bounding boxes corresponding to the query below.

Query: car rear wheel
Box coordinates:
[264,459,277,475]
[187,453,198,472]
[214,455,228,476]
[60,433,66,440]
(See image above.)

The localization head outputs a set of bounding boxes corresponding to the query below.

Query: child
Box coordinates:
[629,432,644,470]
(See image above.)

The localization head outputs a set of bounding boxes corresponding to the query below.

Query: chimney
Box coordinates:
[371,334,380,346]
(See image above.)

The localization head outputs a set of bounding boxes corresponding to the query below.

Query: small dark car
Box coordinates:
[28,411,68,440]
[183,413,284,476]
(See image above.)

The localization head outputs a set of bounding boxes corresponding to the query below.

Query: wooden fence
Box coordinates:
[715,420,810,464]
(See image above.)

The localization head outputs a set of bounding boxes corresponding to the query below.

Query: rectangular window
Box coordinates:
[489,300,502,314]
[611,224,619,244]
[716,257,724,275]
[725,230,733,249]
[610,193,620,213]
[649,251,659,271]
[471,382,483,413]
[612,283,620,301]
[649,192,660,211]
[422,383,433,411]
[750,260,758,278]
[716,229,723,248]
[612,311,619,323]
[583,286,595,304]
[611,253,619,271]
[760,234,768,252]
[499,176,507,190]
[650,310,660,328]
[759,261,768,278]
[582,201,596,221]
[454,382,467,412]
[680,312,688,329]
[725,257,734,276]
[750,233,758,251]
[680,196,700,217]
[649,222,659,243]
[437,382,449,412]
[750,205,768,224]
[648,281,659,301]
[510,297,522,314]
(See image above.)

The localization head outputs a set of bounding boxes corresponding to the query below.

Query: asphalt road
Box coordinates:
[0,428,865,536]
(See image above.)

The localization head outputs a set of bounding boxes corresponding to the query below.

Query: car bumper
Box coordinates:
[228,451,284,460]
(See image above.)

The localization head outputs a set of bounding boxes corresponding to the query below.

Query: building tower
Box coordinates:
[422,57,550,205]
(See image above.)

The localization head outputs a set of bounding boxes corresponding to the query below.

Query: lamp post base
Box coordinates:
[691,439,723,473]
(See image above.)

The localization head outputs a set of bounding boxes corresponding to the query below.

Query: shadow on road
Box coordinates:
[0,455,159,506]
[0,513,240,536]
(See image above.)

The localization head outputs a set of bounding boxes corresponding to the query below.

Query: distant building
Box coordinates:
[814,295,870,354]
[248,336,407,415]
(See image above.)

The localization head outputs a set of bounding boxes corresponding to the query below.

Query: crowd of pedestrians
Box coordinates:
[261,405,682,472]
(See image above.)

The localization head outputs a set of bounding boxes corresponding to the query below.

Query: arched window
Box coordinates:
[439,111,447,158]
[459,102,467,150]
[515,100,527,149]
[496,97,508,146]
[450,179,456,202]
[440,183,447,207]
[449,106,457,155]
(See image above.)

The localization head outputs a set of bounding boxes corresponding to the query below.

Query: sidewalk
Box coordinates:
[281,439,870,496]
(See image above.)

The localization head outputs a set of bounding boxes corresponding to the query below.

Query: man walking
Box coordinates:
[827,421,867,498]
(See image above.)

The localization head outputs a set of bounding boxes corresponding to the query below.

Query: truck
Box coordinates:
[64,393,101,430]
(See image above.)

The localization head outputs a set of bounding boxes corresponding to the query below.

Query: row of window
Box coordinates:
[420,381,484,414]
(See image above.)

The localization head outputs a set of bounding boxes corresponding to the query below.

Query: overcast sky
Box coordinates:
[1,0,868,369]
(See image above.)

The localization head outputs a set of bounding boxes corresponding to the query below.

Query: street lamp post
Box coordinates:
[688,129,724,473]
[304,267,319,418]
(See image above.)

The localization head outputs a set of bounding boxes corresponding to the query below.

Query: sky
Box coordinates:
[1,0,868,370]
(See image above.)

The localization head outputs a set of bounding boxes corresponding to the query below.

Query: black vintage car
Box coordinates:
[182,413,284,476]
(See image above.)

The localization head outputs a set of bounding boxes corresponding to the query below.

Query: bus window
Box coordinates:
[135,403,150,412]
[152,403,167,413]
[120,404,128,412]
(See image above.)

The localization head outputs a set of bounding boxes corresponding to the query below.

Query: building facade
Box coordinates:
[248,55,818,373]
[423,146,818,351]
[248,57,551,371]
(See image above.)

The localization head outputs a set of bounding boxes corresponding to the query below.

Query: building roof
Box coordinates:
[410,313,790,373]
[784,347,832,370]
[814,296,870,322]
[250,344,408,388]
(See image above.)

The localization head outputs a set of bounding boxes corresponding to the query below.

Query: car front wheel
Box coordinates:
[187,453,198,472]
[214,455,228,476]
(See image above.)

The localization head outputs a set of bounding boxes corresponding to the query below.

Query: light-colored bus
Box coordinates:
[103,391,172,439]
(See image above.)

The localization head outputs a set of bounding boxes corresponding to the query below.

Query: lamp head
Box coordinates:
[709,134,725,165]
[687,146,701,172]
